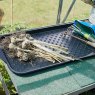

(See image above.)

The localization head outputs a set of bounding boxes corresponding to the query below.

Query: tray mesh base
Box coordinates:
[1,25,95,75]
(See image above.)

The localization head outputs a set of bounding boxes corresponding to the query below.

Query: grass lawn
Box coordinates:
[0,0,91,28]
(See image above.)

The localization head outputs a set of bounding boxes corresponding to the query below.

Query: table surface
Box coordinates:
[3,56,95,95]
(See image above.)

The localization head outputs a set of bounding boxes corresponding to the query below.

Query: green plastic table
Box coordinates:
[3,56,95,95]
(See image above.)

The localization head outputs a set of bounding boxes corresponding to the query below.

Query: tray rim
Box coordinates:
[0,22,72,37]
[1,49,95,75]
[1,20,95,75]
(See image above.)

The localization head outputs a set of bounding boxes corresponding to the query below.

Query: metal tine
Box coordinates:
[72,26,84,36]
[66,26,87,61]
[65,28,94,61]
[68,25,79,32]
[73,24,80,30]
[69,25,86,38]
[72,25,80,32]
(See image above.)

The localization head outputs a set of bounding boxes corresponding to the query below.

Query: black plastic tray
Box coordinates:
[0,23,95,75]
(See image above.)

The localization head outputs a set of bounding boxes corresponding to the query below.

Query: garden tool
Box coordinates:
[73,20,95,42]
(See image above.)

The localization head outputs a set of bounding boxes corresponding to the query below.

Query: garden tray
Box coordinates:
[0,22,95,75]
